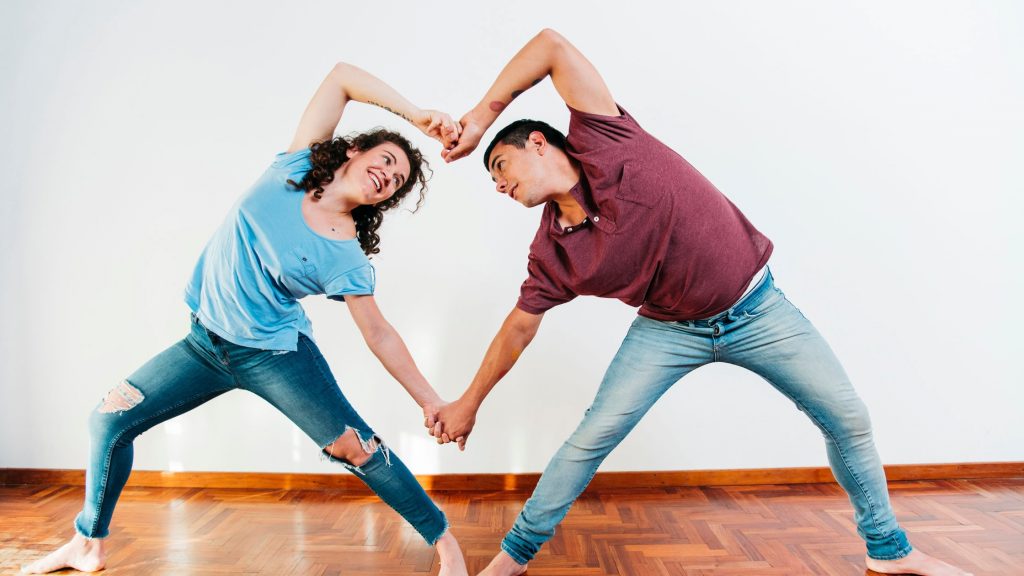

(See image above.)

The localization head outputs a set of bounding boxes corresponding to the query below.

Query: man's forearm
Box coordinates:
[461,313,540,408]
[465,29,564,130]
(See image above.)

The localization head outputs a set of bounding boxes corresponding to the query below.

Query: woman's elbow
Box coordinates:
[536,28,566,48]
[363,322,395,350]
[328,62,356,86]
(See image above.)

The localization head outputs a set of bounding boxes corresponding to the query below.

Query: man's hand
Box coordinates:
[415,109,461,150]
[441,113,487,163]
[427,397,478,451]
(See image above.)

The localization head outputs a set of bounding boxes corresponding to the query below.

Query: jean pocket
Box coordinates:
[741,288,784,318]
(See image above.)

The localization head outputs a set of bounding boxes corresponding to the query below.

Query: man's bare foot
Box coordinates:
[21,533,107,574]
[477,550,527,576]
[435,531,468,576]
[866,549,973,576]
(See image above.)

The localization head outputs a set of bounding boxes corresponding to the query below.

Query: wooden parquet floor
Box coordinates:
[0,478,1021,575]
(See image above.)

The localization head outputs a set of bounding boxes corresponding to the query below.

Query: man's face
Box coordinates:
[487,134,553,208]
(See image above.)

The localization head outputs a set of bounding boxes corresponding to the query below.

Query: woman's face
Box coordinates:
[337,142,412,205]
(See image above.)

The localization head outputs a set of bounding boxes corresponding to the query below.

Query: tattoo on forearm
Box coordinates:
[368,100,413,123]
[489,78,543,113]
[511,78,543,100]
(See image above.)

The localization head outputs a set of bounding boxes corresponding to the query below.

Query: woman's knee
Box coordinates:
[97,380,145,415]
[323,428,381,467]
[89,380,146,439]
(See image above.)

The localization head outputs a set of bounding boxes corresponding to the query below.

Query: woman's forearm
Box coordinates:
[331,62,426,127]
[364,325,441,408]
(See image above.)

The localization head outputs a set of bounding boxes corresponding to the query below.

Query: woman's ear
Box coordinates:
[346,147,360,159]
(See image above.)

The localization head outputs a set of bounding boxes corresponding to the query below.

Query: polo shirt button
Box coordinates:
[593,216,600,222]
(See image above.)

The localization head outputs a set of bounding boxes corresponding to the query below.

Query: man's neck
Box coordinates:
[553,194,586,228]
[552,160,586,228]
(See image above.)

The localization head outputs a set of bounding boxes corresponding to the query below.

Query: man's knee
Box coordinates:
[566,411,634,454]
[828,399,874,441]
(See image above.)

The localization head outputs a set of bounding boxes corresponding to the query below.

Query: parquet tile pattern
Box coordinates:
[1,478,1021,575]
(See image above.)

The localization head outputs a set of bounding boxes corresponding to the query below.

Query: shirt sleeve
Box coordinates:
[516,253,577,314]
[566,104,644,158]
[567,104,666,215]
[325,263,376,301]
[271,148,313,184]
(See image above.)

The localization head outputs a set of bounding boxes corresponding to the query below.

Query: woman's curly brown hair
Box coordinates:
[287,129,429,256]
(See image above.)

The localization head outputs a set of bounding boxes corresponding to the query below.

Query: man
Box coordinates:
[432,29,970,576]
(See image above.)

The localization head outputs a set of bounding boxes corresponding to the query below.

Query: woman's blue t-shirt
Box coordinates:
[185,148,375,351]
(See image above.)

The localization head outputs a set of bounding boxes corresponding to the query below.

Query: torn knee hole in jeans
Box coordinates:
[321,426,392,474]
[98,380,145,414]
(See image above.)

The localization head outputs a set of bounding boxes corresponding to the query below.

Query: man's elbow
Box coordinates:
[535,29,571,67]
[507,312,542,344]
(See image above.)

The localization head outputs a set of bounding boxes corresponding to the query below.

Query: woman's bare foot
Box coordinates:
[435,530,468,576]
[866,549,973,576]
[477,550,527,576]
[21,533,107,574]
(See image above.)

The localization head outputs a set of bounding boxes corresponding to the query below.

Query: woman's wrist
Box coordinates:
[415,388,443,408]
[408,106,428,128]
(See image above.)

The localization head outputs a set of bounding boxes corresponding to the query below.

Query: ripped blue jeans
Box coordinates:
[75,313,447,544]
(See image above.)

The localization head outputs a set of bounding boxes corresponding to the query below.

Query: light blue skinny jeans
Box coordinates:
[502,269,913,563]
[75,313,448,544]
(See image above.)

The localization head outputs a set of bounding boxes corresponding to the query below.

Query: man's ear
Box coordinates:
[529,131,548,156]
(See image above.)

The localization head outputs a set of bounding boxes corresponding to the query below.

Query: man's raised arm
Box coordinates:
[443,28,618,162]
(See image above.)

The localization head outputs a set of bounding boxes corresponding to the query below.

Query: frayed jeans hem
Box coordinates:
[425,515,451,547]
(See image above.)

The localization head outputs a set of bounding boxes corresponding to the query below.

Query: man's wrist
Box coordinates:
[468,103,498,130]
[460,388,486,410]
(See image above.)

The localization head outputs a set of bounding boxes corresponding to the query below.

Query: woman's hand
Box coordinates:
[422,398,447,433]
[415,109,462,151]
[427,397,474,451]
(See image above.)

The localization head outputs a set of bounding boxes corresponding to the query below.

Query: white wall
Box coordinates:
[2,1,1021,476]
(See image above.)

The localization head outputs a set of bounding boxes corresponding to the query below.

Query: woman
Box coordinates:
[23,62,467,575]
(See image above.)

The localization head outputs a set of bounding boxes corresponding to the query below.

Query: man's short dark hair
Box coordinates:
[483,119,567,170]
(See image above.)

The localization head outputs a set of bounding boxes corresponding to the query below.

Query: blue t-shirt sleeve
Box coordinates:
[272,148,313,184]
[325,263,376,301]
